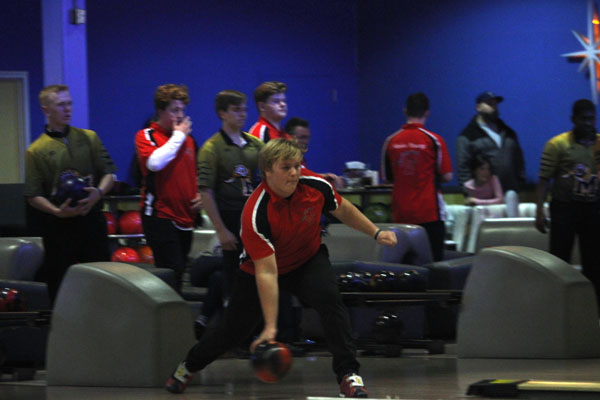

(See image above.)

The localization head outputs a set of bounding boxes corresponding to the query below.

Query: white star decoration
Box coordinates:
[562,0,600,104]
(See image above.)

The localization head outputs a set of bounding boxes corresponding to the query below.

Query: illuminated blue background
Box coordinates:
[1,0,593,187]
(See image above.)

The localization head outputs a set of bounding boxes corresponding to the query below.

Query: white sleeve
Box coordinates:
[146,130,187,171]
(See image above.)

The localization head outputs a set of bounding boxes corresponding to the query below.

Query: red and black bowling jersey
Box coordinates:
[249,116,292,143]
[240,168,341,275]
[135,122,198,228]
[381,123,452,224]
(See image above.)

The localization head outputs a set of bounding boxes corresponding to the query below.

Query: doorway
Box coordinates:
[0,72,30,184]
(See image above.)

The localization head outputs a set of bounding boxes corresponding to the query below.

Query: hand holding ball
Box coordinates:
[251,341,293,383]
[54,170,91,206]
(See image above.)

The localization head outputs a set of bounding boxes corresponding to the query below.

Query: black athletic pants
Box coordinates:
[549,200,600,307]
[219,210,243,300]
[184,244,359,383]
[190,255,224,319]
[40,210,110,306]
[142,214,192,292]
[419,220,446,262]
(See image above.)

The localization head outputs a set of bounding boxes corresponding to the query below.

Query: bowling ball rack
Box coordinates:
[0,310,51,329]
[343,290,462,356]
[0,311,52,380]
[295,290,462,357]
[340,290,462,307]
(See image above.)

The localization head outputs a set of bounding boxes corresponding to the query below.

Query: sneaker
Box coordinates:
[165,361,194,394]
[339,373,368,398]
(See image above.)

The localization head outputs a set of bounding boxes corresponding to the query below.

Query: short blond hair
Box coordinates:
[258,138,303,179]
[39,84,69,107]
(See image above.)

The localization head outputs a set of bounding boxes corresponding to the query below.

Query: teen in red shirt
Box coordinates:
[167,139,398,398]
[135,84,202,290]
[381,92,452,261]
[249,81,292,143]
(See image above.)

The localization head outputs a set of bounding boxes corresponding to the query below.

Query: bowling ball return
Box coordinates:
[296,289,461,357]
[0,310,51,380]
[341,290,462,356]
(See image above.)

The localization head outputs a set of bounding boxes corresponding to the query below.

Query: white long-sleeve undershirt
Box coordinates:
[146,130,187,171]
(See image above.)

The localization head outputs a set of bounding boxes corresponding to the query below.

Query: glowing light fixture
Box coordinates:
[562,0,600,104]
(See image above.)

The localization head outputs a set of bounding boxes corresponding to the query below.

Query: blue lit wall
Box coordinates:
[357,0,590,186]
[86,0,359,182]
[1,0,45,136]
[4,0,594,189]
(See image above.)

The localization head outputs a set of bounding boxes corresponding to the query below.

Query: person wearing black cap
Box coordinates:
[456,91,525,213]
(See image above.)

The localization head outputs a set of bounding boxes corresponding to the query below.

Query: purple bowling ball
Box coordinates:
[54,171,90,206]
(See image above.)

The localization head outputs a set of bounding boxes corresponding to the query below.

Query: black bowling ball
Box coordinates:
[338,272,370,292]
[372,311,404,344]
[338,272,355,292]
[369,271,395,292]
[394,269,427,292]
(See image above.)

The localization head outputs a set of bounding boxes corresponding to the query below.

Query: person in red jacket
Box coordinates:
[135,84,202,291]
[248,81,292,143]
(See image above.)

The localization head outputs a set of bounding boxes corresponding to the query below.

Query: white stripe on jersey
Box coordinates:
[258,125,268,141]
[143,128,157,147]
[299,174,340,210]
[417,127,443,170]
[251,189,275,252]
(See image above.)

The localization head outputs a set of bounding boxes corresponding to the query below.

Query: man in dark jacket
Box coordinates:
[456,91,525,193]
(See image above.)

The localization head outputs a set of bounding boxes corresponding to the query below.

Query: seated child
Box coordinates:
[463,155,518,217]
[463,155,504,205]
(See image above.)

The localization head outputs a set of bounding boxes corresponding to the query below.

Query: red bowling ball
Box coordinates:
[111,247,141,263]
[104,211,118,235]
[0,288,26,312]
[135,245,154,264]
[251,341,293,383]
[119,210,143,235]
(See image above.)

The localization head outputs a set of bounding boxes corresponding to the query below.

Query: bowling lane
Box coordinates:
[4,346,600,399]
